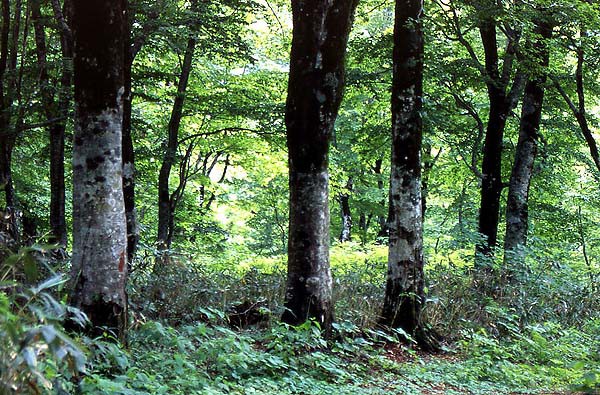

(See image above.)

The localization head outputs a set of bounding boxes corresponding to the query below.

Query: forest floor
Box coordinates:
[79,320,597,395]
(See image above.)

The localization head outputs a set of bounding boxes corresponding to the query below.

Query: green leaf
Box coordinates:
[23,253,38,283]
[22,347,37,367]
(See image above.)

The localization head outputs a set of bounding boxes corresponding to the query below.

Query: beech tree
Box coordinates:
[379,0,437,350]
[475,0,524,259]
[282,0,358,333]
[504,16,552,263]
[70,0,128,338]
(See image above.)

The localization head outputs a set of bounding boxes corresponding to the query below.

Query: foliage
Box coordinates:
[0,248,86,394]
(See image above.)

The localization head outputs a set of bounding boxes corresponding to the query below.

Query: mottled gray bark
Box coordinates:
[282,0,358,335]
[380,0,437,351]
[504,19,552,263]
[70,0,128,339]
[339,178,352,242]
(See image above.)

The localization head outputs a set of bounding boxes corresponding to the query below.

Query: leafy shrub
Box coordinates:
[0,274,87,394]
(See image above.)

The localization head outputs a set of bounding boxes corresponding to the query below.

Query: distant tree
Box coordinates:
[379,0,438,351]
[31,0,73,249]
[474,0,524,260]
[70,0,128,339]
[0,0,25,242]
[504,15,552,264]
[157,1,198,253]
[282,0,358,334]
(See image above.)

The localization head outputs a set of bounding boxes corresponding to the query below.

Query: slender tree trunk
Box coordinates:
[70,0,128,339]
[0,0,14,210]
[31,0,70,247]
[157,35,196,251]
[282,0,358,334]
[476,19,509,258]
[373,158,388,239]
[552,31,600,178]
[0,0,22,244]
[123,6,137,262]
[339,178,352,242]
[504,20,552,263]
[358,212,367,244]
[379,0,437,351]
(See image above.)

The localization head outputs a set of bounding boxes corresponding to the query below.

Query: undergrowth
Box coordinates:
[1,243,599,394]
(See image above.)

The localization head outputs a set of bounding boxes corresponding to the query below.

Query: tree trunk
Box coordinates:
[0,0,14,211]
[123,6,137,262]
[379,0,437,351]
[157,35,196,251]
[476,19,509,258]
[374,158,389,240]
[504,20,552,263]
[282,0,358,334]
[339,178,352,242]
[0,0,22,244]
[31,0,70,248]
[70,0,128,339]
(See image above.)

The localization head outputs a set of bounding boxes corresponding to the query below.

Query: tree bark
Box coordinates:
[504,19,552,263]
[123,5,137,262]
[157,34,196,251]
[379,0,437,351]
[282,0,358,334]
[475,5,524,260]
[31,0,71,248]
[339,178,352,242]
[374,158,389,239]
[476,19,509,258]
[70,0,128,339]
[0,0,14,211]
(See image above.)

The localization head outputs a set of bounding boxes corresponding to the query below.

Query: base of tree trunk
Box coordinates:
[377,322,442,353]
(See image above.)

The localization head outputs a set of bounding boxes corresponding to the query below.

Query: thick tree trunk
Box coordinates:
[70,0,128,339]
[339,178,352,242]
[504,20,552,262]
[282,0,358,334]
[380,0,437,352]
[157,35,196,251]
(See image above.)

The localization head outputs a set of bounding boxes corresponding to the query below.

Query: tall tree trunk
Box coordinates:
[504,20,552,263]
[70,0,128,339]
[476,19,509,258]
[379,0,437,351]
[0,0,14,210]
[123,6,137,261]
[473,2,525,261]
[0,0,23,244]
[339,178,352,242]
[282,0,358,334]
[157,35,196,251]
[31,0,70,248]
